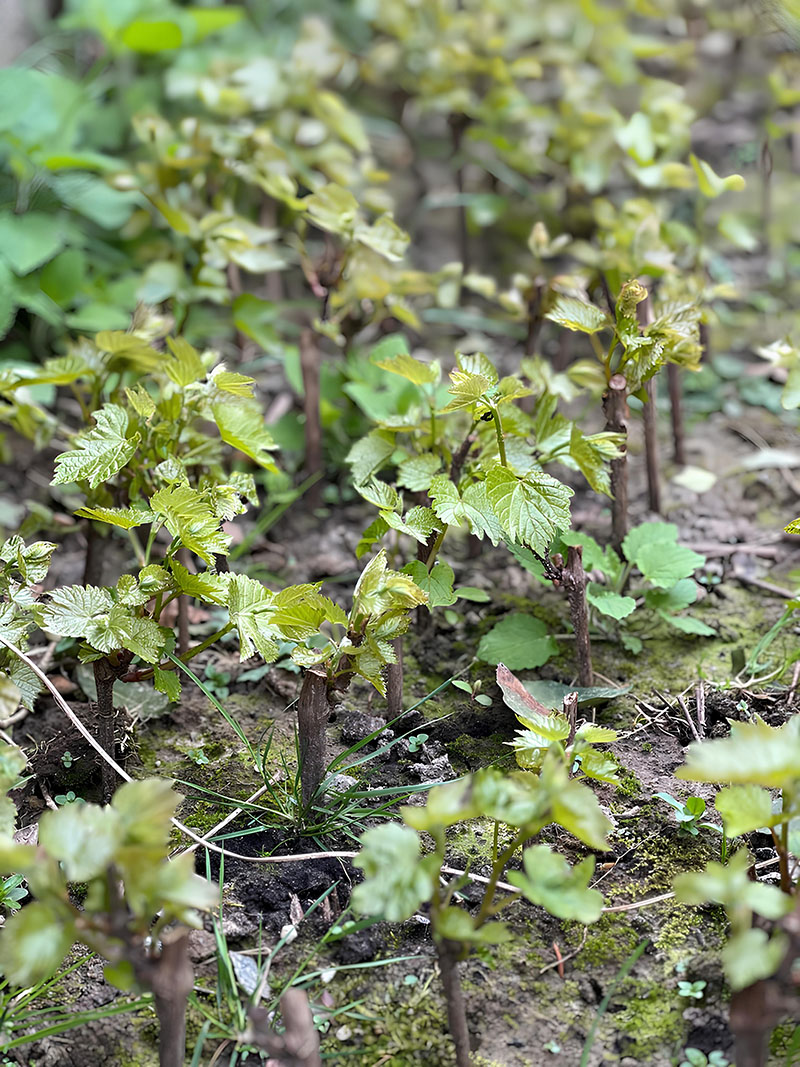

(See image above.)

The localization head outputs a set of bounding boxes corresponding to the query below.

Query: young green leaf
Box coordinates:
[508,845,603,922]
[52,404,139,489]
[586,584,636,620]
[352,823,439,922]
[478,616,557,670]
[485,467,572,553]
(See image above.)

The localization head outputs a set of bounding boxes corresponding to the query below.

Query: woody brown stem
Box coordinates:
[297,668,330,807]
[93,658,118,802]
[642,377,661,514]
[562,546,593,688]
[436,940,472,1067]
[603,373,629,555]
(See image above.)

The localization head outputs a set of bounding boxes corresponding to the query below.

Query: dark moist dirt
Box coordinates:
[6,403,800,1067]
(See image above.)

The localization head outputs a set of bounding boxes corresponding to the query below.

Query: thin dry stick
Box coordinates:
[675,694,702,744]
[695,682,706,738]
[538,928,588,975]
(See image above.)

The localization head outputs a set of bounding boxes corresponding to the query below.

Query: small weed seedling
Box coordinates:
[680,1050,729,1067]
[654,792,722,839]
[677,979,707,1000]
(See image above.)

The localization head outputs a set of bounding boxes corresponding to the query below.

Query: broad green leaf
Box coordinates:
[213,371,256,398]
[621,521,678,562]
[674,850,792,920]
[382,506,438,545]
[516,679,630,711]
[0,212,66,275]
[397,454,442,492]
[5,353,87,389]
[352,823,439,922]
[374,351,439,386]
[271,591,347,639]
[478,616,557,670]
[225,574,279,662]
[643,578,698,614]
[39,803,122,882]
[120,19,183,52]
[0,902,75,987]
[150,485,230,565]
[112,779,178,846]
[165,336,205,387]
[351,550,428,619]
[485,467,572,553]
[170,562,227,605]
[74,506,154,530]
[401,560,457,608]
[586,584,636,620]
[347,430,395,484]
[303,184,359,235]
[454,586,491,603]
[435,907,512,945]
[678,716,800,790]
[356,479,401,513]
[153,665,181,702]
[38,585,112,638]
[545,296,610,335]
[402,777,480,832]
[722,928,788,990]
[635,543,705,588]
[52,405,138,490]
[439,370,492,413]
[456,352,499,385]
[0,742,26,793]
[355,215,410,262]
[509,846,603,922]
[715,785,776,837]
[460,483,504,544]
[550,773,612,850]
[212,401,278,470]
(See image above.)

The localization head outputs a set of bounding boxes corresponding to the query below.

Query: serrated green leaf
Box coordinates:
[165,336,205,387]
[545,296,610,335]
[374,351,439,386]
[112,778,178,846]
[213,371,255,398]
[125,383,156,418]
[153,665,181,702]
[678,716,800,789]
[435,907,512,945]
[715,785,776,837]
[0,902,75,987]
[356,479,401,512]
[659,612,716,637]
[212,400,278,470]
[74,506,154,530]
[549,771,612,850]
[509,846,603,922]
[150,485,230,565]
[401,560,457,608]
[52,404,139,490]
[586,584,636,620]
[722,928,787,990]
[620,521,678,562]
[382,506,438,546]
[38,585,112,638]
[347,429,395,484]
[39,803,121,882]
[225,574,279,662]
[485,467,572,553]
[303,184,359,235]
[478,616,557,670]
[397,453,442,492]
[674,850,792,919]
[439,370,492,413]
[635,542,705,589]
[352,823,439,922]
